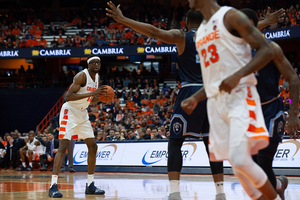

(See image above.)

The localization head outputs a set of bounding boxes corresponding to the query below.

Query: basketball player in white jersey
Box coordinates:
[48,54,106,198]
[182,0,282,199]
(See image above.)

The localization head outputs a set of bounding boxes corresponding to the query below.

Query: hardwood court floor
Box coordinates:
[0,171,300,200]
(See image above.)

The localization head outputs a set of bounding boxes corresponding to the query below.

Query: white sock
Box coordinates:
[50,175,58,188]
[215,181,224,194]
[22,162,26,167]
[169,180,179,193]
[276,178,282,190]
[87,174,94,186]
[29,162,33,167]
[274,194,281,200]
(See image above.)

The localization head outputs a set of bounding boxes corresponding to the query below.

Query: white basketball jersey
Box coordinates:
[68,69,99,110]
[195,6,257,98]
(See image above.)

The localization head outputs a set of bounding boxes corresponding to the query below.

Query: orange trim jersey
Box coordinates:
[195,6,257,98]
[68,68,99,111]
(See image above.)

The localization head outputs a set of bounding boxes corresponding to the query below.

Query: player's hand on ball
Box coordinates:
[106,1,124,22]
[181,96,197,115]
[219,73,241,93]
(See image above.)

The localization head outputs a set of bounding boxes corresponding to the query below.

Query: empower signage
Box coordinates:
[72,139,300,167]
[0,44,178,59]
[262,26,300,41]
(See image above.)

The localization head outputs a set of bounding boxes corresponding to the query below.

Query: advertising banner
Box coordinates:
[73,139,300,168]
[0,44,178,59]
[262,26,300,41]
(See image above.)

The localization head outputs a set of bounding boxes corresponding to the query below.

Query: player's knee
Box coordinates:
[229,154,250,171]
[28,150,33,154]
[88,142,97,153]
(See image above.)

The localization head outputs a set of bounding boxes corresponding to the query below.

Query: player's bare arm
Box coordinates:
[219,9,274,93]
[257,7,285,30]
[106,1,186,54]
[65,72,104,101]
[181,87,207,115]
[271,42,300,139]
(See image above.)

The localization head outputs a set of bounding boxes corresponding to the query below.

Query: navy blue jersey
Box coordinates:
[253,40,280,103]
[177,30,203,83]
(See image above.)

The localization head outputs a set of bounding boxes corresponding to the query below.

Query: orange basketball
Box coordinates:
[99,85,114,103]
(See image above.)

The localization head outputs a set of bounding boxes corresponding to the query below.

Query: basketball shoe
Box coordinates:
[85,181,105,195]
[277,176,288,200]
[215,193,226,200]
[48,183,63,198]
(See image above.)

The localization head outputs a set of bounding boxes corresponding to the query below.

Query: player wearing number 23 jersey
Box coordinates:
[195,6,269,161]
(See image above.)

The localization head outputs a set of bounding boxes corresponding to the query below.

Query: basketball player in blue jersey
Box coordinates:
[106,2,226,199]
[48,54,106,198]
[241,9,300,200]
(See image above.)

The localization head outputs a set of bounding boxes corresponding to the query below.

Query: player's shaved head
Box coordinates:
[186,9,203,25]
[240,8,259,27]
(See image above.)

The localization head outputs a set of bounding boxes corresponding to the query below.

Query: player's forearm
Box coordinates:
[288,76,300,116]
[120,18,161,40]
[193,87,207,102]
[257,19,271,30]
[235,46,274,78]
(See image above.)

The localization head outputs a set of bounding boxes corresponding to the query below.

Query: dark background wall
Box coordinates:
[0,87,66,136]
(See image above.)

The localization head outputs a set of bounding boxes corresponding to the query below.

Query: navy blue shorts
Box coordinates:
[170,84,209,139]
[261,97,285,142]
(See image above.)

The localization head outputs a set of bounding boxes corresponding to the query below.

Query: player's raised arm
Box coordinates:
[219,9,274,93]
[270,42,300,139]
[257,7,285,30]
[65,73,104,101]
[106,1,184,47]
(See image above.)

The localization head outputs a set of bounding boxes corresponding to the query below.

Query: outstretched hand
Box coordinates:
[265,7,285,24]
[106,1,124,23]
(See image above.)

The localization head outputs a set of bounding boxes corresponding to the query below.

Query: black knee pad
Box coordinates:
[203,136,224,175]
[168,138,185,172]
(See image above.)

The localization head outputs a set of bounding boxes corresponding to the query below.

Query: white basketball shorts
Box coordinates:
[207,84,269,161]
[58,102,94,140]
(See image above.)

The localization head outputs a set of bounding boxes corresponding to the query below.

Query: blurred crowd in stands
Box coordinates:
[0,1,299,48]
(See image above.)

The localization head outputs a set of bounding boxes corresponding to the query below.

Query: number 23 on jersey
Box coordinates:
[201,44,219,67]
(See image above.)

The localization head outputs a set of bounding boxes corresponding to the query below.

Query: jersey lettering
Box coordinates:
[196,30,220,49]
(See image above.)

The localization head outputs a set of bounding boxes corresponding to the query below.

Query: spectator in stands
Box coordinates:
[12,25,20,36]
[49,23,57,35]
[50,37,58,47]
[14,38,20,48]
[5,31,15,42]
[153,101,161,114]
[162,83,170,95]
[42,26,50,36]
[20,25,27,36]
[133,91,141,105]
[151,128,163,139]
[106,129,116,141]
[96,130,106,141]
[64,37,73,47]
[138,128,151,140]
[5,38,14,48]
[79,28,86,37]
[38,36,48,48]
[119,34,129,45]
[126,129,137,140]
[3,133,21,169]
[0,142,5,169]
[35,27,42,38]
[73,34,82,47]
[114,131,123,141]
[39,132,59,171]
[0,37,5,48]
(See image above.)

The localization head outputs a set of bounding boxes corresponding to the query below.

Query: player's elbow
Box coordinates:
[65,93,71,102]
